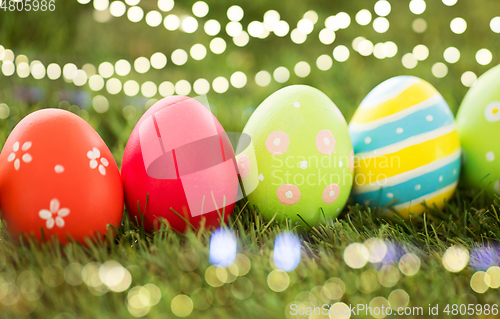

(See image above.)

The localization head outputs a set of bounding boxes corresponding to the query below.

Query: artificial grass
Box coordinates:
[1,186,499,319]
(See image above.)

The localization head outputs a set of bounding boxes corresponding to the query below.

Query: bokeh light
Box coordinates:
[164,14,180,31]
[210,38,226,54]
[175,79,191,95]
[89,74,105,91]
[190,44,207,61]
[181,17,198,33]
[375,0,391,16]
[486,266,500,289]
[333,45,350,62]
[150,52,167,69]
[92,95,109,113]
[267,269,289,292]
[432,62,448,78]
[63,63,78,80]
[264,10,280,30]
[212,76,229,93]
[145,11,163,27]
[319,28,336,45]
[273,232,301,272]
[412,44,429,60]
[273,20,290,37]
[171,295,193,317]
[378,265,400,287]
[470,271,490,293]
[230,71,247,88]
[356,9,372,26]
[124,80,140,96]
[316,54,333,71]
[255,70,271,86]
[98,62,114,78]
[442,245,469,272]
[192,1,209,18]
[209,228,237,267]
[226,21,243,37]
[297,19,314,35]
[141,81,157,97]
[273,66,290,83]
[109,1,126,17]
[193,78,210,95]
[291,29,307,44]
[127,6,144,23]
[409,0,426,15]
[336,12,351,29]
[171,49,188,65]
[444,47,460,63]
[412,18,427,33]
[373,17,390,33]
[461,71,477,87]
[329,302,351,319]
[450,17,467,34]
[476,48,492,65]
[233,31,250,47]
[157,0,174,12]
[204,19,221,36]
[402,53,418,69]
[388,289,410,309]
[399,253,420,276]
[490,17,500,33]
[115,59,131,76]
[134,57,150,73]
[344,243,369,269]
[159,81,175,97]
[227,5,244,22]
[106,78,122,94]
[73,70,88,86]
[16,62,30,78]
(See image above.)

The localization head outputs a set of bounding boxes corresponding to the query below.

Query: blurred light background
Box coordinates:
[1,0,499,164]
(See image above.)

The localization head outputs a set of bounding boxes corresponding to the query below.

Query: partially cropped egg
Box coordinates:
[0,109,123,244]
[456,64,500,196]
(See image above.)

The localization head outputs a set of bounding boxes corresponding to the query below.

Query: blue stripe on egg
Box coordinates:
[350,97,454,153]
[353,156,461,207]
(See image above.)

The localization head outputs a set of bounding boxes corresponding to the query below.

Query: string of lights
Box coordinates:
[0,0,498,113]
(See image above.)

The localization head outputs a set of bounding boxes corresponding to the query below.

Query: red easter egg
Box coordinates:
[121,96,238,232]
[0,109,123,244]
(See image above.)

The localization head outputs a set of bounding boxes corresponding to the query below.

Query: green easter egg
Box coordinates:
[456,64,500,196]
[240,85,353,225]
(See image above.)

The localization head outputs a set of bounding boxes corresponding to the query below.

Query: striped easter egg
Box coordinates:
[349,76,461,217]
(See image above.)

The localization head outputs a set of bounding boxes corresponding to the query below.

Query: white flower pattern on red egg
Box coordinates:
[7,141,32,171]
[38,198,70,229]
[87,147,109,176]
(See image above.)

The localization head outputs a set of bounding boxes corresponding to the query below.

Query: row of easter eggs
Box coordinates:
[1,65,499,244]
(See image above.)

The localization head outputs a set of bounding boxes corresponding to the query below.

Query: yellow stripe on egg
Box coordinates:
[352,149,461,194]
[351,80,438,125]
[390,182,457,218]
[354,129,460,186]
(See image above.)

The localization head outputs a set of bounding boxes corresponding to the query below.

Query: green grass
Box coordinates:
[0,186,499,319]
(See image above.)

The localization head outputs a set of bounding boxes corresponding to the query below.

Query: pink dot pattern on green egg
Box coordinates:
[315,129,336,155]
[276,184,301,205]
[322,183,340,204]
[237,155,250,178]
[265,131,289,155]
